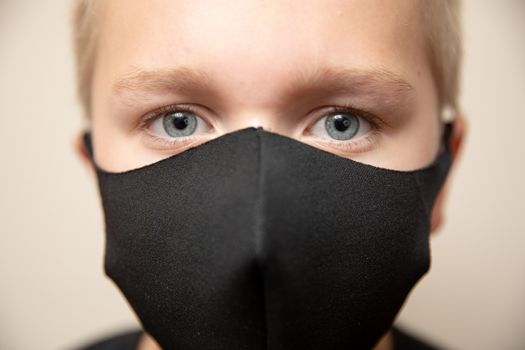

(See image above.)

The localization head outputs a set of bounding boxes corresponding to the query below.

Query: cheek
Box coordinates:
[394,83,442,170]
[347,73,441,171]
[411,67,443,165]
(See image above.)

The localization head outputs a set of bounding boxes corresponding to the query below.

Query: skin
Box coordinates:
[73,0,466,349]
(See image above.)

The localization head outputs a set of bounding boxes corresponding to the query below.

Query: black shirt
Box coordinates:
[78,327,442,350]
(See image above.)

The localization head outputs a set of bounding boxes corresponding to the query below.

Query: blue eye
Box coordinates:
[162,111,198,137]
[310,110,371,141]
[325,113,359,140]
[149,109,211,139]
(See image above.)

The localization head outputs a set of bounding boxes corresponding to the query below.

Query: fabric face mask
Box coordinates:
[83,124,452,350]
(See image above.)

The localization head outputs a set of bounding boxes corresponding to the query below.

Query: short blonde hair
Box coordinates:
[72,0,462,118]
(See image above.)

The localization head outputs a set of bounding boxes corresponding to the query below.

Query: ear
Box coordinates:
[430,114,467,233]
[72,129,96,177]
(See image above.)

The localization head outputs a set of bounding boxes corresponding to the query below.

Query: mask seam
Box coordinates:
[254,129,268,348]
[254,131,264,267]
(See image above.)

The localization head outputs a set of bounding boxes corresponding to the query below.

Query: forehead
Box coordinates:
[95,0,427,105]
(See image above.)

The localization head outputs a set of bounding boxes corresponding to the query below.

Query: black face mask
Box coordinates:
[83,124,452,350]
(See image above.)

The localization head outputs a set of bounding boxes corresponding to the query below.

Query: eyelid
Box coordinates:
[305,104,386,136]
[305,129,380,154]
[322,105,387,128]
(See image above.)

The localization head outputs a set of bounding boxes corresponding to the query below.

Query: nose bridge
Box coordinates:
[213,65,297,135]
[222,109,286,135]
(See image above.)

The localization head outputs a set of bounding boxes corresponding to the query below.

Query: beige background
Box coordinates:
[1,1,524,349]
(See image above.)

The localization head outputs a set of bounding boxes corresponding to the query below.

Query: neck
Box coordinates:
[137,330,394,350]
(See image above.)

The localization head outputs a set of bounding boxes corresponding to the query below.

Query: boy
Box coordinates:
[72,1,466,349]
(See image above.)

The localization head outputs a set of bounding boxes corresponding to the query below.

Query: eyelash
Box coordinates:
[138,103,385,151]
[140,103,202,128]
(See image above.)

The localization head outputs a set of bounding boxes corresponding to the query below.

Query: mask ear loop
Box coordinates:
[82,130,95,161]
[442,122,453,153]
[441,105,456,153]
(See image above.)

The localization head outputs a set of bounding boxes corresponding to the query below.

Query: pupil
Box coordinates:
[172,114,189,130]
[334,115,351,131]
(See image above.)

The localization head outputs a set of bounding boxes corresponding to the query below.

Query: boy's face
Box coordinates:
[90,0,442,173]
[80,2,464,348]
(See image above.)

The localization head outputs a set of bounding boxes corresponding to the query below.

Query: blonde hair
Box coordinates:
[72,0,462,118]
[422,0,463,116]
[72,0,100,117]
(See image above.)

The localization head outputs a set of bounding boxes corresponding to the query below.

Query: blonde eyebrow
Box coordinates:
[287,66,414,97]
[112,65,415,109]
[113,66,215,96]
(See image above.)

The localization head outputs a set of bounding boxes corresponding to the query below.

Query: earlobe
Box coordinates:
[72,130,95,176]
[430,114,467,234]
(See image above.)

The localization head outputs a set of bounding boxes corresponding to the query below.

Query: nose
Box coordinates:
[221,112,293,137]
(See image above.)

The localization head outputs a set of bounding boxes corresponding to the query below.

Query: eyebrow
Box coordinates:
[113,66,215,98]
[112,65,415,109]
[286,66,414,99]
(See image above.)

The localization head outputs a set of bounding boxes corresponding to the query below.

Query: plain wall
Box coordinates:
[0,1,524,349]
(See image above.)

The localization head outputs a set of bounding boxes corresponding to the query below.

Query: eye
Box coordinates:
[149,110,210,138]
[309,110,371,141]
